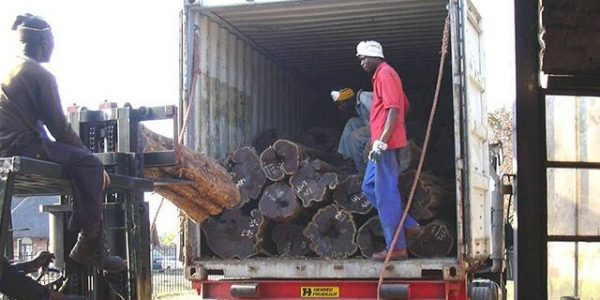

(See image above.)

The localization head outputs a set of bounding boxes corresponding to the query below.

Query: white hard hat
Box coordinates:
[356,40,384,58]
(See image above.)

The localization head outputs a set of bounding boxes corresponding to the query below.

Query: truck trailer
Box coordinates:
[180,0,503,299]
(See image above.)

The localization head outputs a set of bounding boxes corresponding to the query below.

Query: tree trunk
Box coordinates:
[356,216,386,258]
[141,126,241,220]
[271,223,312,257]
[259,139,303,181]
[333,174,372,214]
[225,146,266,205]
[258,182,301,222]
[289,159,339,208]
[399,170,452,222]
[201,208,266,259]
[408,219,455,258]
[302,126,339,153]
[303,204,357,259]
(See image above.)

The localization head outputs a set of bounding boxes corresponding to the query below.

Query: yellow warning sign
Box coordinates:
[300,286,340,298]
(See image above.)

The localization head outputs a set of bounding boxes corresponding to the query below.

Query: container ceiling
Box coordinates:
[191,0,448,81]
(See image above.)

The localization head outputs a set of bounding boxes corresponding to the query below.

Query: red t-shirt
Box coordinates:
[369,62,409,149]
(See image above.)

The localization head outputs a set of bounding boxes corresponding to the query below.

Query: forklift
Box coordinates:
[0,103,179,299]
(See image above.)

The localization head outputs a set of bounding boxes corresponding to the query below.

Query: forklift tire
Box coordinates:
[470,280,499,300]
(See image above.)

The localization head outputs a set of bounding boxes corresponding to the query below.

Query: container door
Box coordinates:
[450,0,491,262]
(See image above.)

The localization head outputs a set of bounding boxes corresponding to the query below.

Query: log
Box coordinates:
[225,147,266,205]
[302,126,339,153]
[202,208,266,259]
[252,128,288,154]
[333,174,372,214]
[303,204,357,259]
[408,219,455,258]
[356,216,386,258]
[141,125,241,222]
[259,139,303,181]
[271,223,312,257]
[289,160,339,208]
[399,170,452,222]
[258,182,301,222]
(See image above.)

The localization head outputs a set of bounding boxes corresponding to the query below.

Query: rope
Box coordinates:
[377,13,451,299]
[150,27,201,238]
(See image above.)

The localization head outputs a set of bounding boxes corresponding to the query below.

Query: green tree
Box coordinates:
[159,232,178,246]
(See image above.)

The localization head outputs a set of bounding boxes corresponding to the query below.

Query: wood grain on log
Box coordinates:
[333,174,372,214]
[289,160,338,208]
[399,170,452,222]
[226,147,266,205]
[271,223,312,257]
[202,208,266,259]
[408,219,455,258]
[303,204,357,259]
[258,183,300,222]
[356,216,386,258]
[259,139,303,181]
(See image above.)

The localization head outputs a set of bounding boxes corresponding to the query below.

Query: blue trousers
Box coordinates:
[362,149,418,250]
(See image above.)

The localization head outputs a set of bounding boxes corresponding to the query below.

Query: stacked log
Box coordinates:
[159,128,457,260]
[141,126,240,223]
[201,208,266,259]
[303,204,358,259]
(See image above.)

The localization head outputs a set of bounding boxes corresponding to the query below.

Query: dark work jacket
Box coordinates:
[0,56,83,157]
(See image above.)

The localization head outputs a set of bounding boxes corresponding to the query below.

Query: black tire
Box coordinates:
[471,280,499,300]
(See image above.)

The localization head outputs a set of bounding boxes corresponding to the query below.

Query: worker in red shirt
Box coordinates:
[356,41,420,261]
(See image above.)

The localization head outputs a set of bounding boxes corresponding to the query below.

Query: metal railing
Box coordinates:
[151,245,193,298]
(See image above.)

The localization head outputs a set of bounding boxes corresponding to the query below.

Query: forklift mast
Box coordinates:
[0,103,178,300]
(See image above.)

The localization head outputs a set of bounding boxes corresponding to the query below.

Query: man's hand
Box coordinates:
[368,140,388,162]
[25,251,55,273]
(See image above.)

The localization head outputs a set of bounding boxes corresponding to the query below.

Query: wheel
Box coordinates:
[470,279,499,300]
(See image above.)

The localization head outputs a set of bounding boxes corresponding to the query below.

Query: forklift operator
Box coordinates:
[0,14,126,275]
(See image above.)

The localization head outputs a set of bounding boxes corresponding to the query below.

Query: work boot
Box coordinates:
[405,225,424,247]
[372,248,408,261]
[69,233,127,272]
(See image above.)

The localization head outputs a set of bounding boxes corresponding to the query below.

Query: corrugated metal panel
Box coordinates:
[189,0,448,78]
[187,13,310,157]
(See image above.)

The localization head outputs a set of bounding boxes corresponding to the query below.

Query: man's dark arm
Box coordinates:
[37,72,84,148]
[379,107,398,143]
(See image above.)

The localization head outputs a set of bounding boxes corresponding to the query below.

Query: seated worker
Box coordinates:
[1,252,84,299]
[0,14,125,272]
[331,87,373,172]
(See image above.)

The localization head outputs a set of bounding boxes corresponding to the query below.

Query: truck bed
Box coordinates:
[186,257,461,281]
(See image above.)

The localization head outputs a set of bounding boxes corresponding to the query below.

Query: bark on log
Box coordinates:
[408,219,455,258]
[356,216,386,258]
[225,147,266,205]
[202,208,266,259]
[259,139,303,181]
[333,174,372,214]
[289,160,339,208]
[141,125,241,222]
[271,223,312,257]
[258,182,301,222]
[399,170,452,222]
[303,204,357,259]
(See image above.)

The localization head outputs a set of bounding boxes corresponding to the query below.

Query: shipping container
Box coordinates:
[180,0,496,299]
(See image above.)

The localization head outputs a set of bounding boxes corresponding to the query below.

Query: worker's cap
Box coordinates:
[356,40,384,59]
[331,88,355,103]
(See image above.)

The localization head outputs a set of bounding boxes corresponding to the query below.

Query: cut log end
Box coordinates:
[202,208,266,259]
[333,174,372,214]
[408,219,455,258]
[271,223,312,257]
[356,216,386,258]
[258,183,300,222]
[290,160,339,208]
[303,204,357,259]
